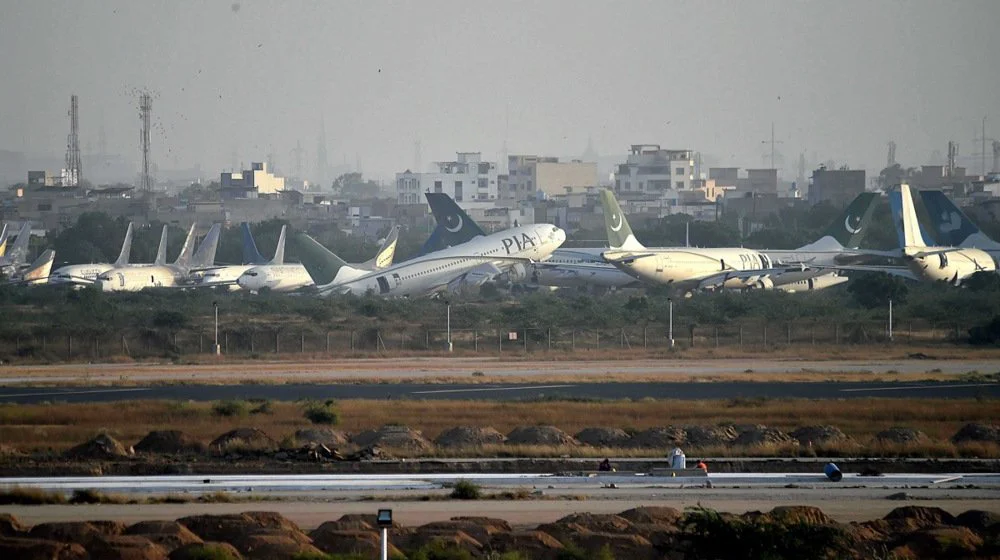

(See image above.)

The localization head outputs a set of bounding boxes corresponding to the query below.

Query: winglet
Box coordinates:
[114,223,134,266]
[599,190,644,251]
[154,225,169,265]
[293,233,352,286]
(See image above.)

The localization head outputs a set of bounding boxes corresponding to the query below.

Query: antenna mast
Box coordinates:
[139,92,153,193]
[65,94,82,186]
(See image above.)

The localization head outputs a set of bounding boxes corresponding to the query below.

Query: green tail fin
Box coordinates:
[599,190,643,250]
[821,192,879,248]
[293,233,349,286]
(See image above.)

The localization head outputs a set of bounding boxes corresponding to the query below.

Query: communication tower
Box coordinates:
[139,93,153,193]
[65,95,82,186]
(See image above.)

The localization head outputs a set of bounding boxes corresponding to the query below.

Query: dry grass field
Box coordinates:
[0,397,996,457]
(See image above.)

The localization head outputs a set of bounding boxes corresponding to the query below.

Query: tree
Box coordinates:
[846,273,908,309]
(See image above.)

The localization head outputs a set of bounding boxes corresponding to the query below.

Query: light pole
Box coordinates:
[213,301,221,355]
[446,302,453,352]
[888,298,893,342]
[376,509,393,560]
[668,297,675,348]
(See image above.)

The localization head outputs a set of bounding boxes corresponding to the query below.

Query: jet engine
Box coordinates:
[506,263,528,282]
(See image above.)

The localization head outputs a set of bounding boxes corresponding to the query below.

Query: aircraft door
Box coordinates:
[376,275,390,294]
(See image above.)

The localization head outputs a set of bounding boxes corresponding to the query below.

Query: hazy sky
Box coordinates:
[1,0,998,183]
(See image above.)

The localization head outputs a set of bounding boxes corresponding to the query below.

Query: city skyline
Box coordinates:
[1,0,998,184]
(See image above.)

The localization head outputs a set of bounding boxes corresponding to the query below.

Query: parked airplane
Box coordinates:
[837,185,996,284]
[192,223,275,290]
[0,224,8,257]
[294,215,565,297]
[49,223,135,286]
[919,189,1000,263]
[238,225,399,293]
[0,222,34,277]
[95,224,221,291]
[598,191,816,292]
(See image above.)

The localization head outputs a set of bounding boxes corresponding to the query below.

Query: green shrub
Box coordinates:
[303,402,340,425]
[212,400,249,417]
[449,479,481,500]
[410,539,474,560]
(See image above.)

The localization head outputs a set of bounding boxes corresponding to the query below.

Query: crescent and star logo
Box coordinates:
[445,215,464,233]
[844,215,862,234]
[610,214,623,232]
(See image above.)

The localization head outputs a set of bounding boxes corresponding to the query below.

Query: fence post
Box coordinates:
[352,330,356,351]
[738,325,743,348]
[300,332,305,353]
[643,327,647,349]
[787,323,791,345]
[225,331,229,354]
[68,334,72,359]
[474,330,478,352]
[763,324,767,346]
[499,329,502,354]
[834,324,839,345]
[199,334,203,354]
[596,331,600,349]
[715,326,719,348]
[275,332,280,354]
[547,328,551,351]
[326,332,330,353]
[689,324,695,348]
[523,330,527,352]
[571,330,575,351]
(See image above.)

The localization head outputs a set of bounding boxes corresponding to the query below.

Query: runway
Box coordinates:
[0,380,997,403]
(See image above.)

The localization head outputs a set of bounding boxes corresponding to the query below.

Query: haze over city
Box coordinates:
[1,0,998,183]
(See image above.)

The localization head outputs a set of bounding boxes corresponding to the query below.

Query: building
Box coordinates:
[809,167,865,207]
[745,169,779,194]
[614,145,695,194]
[220,162,285,199]
[506,155,598,200]
[27,171,60,187]
[709,167,739,187]
[394,152,498,204]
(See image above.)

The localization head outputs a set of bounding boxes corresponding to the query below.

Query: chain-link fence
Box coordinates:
[0,320,973,361]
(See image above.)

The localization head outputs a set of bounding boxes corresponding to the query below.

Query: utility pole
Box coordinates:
[973,117,995,177]
[213,301,221,355]
[668,298,675,349]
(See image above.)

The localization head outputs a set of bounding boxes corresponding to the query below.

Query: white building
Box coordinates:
[507,155,598,200]
[614,144,695,194]
[395,152,498,204]
[220,162,285,198]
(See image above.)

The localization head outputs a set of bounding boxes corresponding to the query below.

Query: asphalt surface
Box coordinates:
[0,380,997,404]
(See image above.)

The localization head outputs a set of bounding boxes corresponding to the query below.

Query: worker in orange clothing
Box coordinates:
[696,459,708,472]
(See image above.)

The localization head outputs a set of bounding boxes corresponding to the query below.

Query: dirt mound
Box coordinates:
[875,427,927,444]
[628,426,685,449]
[899,526,984,558]
[87,534,169,560]
[169,542,242,560]
[955,510,1000,532]
[230,533,322,560]
[683,425,738,447]
[434,426,507,447]
[310,529,403,558]
[0,514,25,537]
[574,532,655,560]
[790,425,848,445]
[407,529,482,557]
[574,427,632,447]
[178,512,302,544]
[506,425,578,446]
[884,506,957,528]
[540,513,637,544]
[617,507,683,528]
[951,423,1000,444]
[351,425,433,452]
[125,521,203,551]
[29,521,123,545]
[733,425,797,447]
[292,428,350,447]
[418,520,508,547]
[65,433,132,460]
[209,429,276,451]
[451,516,512,534]
[490,531,564,560]
[134,431,206,454]
[0,536,88,560]
[768,506,835,526]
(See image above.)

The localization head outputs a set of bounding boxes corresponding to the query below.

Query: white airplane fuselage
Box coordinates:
[606,247,774,289]
[531,248,638,289]
[192,265,254,291]
[96,266,186,292]
[322,224,566,297]
[237,264,313,292]
[905,246,995,283]
[49,264,116,286]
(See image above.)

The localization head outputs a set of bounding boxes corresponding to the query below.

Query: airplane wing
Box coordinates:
[811,264,920,282]
[601,251,657,264]
[315,255,537,296]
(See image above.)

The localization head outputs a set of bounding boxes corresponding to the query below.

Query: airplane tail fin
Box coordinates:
[293,233,352,286]
[113,223,134,267]
[0,223,9,257]
[361,225,399,270]
[191,223,221,268]
[241,222,268,264]
[599,190,644,250]
[899,184,928,249]
[6,222,32,265]
[21,249,55,284]
[919,190,985,247]
[173,224,198,269]
[820,192,879,249]
[154,226,169,265]
[425,192,487,248]
[269,225,287,265]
